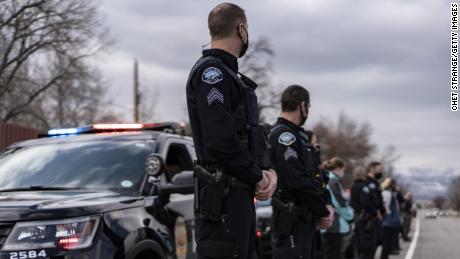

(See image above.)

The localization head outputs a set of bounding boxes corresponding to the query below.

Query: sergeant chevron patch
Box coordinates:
[207,88,224,105]
[202,67,223,84]
[284,147,298,160]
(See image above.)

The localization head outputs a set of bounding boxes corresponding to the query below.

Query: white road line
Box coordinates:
[404,217,421,259]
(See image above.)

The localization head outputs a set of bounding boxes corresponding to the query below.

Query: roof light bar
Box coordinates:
[46,122,186,137]
[93,124,143,130]
[47,127,88,136]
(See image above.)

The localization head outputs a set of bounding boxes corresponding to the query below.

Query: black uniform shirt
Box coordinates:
[366,176,386,215]
[350,179,378,216]
[186,48,263,185]
[269,117,329,217]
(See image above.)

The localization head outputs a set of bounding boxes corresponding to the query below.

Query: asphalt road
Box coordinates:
[386,212,460,259]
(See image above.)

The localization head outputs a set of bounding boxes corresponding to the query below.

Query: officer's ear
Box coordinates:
[301,101,309,115]
[238,23,248,42]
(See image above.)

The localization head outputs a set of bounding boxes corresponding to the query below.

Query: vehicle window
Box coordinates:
[165,143,193,181]
[0,141,153,194]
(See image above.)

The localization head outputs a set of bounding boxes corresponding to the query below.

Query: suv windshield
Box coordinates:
[0,141,153,195]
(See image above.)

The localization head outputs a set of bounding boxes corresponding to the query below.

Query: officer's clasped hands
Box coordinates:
[255,169,277,201]
[319,204,335,229]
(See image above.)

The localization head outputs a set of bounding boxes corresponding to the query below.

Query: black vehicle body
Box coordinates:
[0,128,196,259]
[254,200,272,259]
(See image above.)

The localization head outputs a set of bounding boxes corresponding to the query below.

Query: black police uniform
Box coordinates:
[269,118,330,259]
[350,179,380,259]
[186,48,264,259]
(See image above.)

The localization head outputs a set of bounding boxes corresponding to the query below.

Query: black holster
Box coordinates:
[357,212,377,232]
[194,165,229,222]
[272,198,314,235]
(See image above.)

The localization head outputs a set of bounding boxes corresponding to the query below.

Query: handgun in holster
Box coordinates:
[358,212,376,232]
[271,198,314,235]
[194,165,229,222]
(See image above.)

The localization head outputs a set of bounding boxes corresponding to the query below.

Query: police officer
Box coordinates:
[366,161,386,217]
[269,85,333,259]
[186,3,277,259]
[351,166,381,259]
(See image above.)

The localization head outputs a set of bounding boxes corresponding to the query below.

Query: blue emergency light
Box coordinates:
[46,123,185,137]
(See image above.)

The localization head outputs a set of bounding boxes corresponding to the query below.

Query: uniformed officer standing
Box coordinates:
[269,85,333,259]
[366,162,386,217]
[186,3,277,259]
[350,165,383,259]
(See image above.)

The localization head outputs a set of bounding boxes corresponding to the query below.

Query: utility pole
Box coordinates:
[133,59,140,123]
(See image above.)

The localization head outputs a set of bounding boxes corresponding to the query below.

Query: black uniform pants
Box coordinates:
[195,189,256,259]
[322,233,344,259]
[271,219,316,259]
[355,217,378,259]
[381,227,399,259]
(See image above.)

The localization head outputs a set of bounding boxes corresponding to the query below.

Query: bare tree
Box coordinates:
[312,112,376,187]
[448,176,460,216]
[377,145,400,177]
[0,0,110,129]
[240,38,280,123]
[139,85,160,123]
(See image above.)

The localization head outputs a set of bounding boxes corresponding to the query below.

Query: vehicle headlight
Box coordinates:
[1,216,100,251]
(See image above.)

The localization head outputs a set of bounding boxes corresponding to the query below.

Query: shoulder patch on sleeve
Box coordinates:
[278,132,296,146]
[362,186,370,193]
[207,88,224,105]
[369,183,376,190]
[202,67,223,84]
[284,147,298,160]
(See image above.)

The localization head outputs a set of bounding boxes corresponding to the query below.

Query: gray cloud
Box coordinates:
[96,0,458,188]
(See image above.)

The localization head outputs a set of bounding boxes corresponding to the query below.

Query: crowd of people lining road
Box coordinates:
[320,160,416,259]
[186,3,416,259]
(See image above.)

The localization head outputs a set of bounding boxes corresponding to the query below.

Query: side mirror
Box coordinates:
[159,170,194,195]
[171,170,194,186]
[145,153,165,177]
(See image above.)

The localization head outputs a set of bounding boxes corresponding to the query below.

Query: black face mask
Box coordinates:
[299,102,308,126]
[238,27,249,58]
[375,172,383,180]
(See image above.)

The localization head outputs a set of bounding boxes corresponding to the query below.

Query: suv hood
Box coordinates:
[0,190,144,221]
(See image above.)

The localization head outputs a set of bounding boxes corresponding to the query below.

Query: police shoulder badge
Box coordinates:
[202,67,223,84]
[362,186,370,193]
[369,183,376,190]
[278,132,296,146]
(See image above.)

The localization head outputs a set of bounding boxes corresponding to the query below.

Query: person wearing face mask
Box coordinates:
[366,161,386,218]
[322,157,354,259]
[366,161,386,252]
[351,166,380,259]
[380,178,402,259]
[269,85,333,259]
[186,3,277,259]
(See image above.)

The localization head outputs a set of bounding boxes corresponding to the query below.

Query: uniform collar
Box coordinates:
[203,48,238,72]
[276,117,303,132]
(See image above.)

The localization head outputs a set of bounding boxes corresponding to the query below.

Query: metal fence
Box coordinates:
[0,123,42,150]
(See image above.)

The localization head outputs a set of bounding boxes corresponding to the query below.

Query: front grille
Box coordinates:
[0,223,14,248]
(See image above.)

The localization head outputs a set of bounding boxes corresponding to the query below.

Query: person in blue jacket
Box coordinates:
[322,157,354,259]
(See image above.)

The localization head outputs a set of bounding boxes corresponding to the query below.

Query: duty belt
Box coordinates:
[272,197,314,222]
[195,165,252,190]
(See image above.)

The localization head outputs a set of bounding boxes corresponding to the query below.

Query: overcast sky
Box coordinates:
[96,0,458,188]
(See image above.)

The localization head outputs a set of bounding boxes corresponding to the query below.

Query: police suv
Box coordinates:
[0,123,196,259]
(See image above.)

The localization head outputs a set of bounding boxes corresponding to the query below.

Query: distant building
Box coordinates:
[0,123,42,150]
